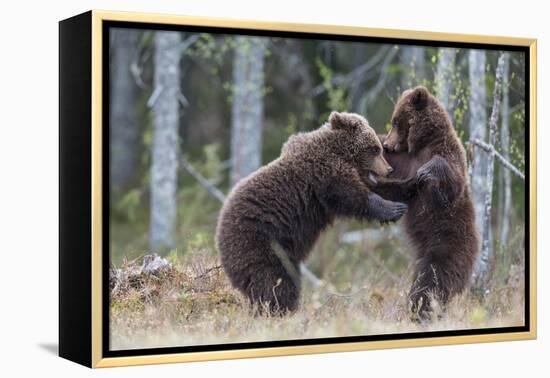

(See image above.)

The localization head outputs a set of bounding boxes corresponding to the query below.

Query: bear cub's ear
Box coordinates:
[328,111,347,130]
[329,111,363,131]
[410,86,429,111]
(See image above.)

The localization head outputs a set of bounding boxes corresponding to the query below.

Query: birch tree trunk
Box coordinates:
[230,37,267,187]
[468,50,490,261]
[401,46,426,90]
[499,53,512,248]
[474,53,506,288]
[350,46,369,113]
[435,48,457,119]
[110,29,141,191]
[150,31,181,251]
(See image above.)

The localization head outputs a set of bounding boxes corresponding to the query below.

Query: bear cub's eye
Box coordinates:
[369,146,381,155]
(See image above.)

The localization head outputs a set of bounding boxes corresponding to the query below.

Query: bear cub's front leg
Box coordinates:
[417,155,462,206]
[327,171,408,223]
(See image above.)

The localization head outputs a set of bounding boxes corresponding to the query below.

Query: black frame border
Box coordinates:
[59,11,93,367]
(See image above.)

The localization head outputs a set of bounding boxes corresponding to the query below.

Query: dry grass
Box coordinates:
[109,246,525,351]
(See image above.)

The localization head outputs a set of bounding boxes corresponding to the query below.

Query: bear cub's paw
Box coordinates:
[383,201,408,223]
[417,164,437,185]
[369,192,408,223]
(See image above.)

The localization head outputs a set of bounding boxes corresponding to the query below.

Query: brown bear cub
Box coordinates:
[216,112,408,314]
[372,86,480,320]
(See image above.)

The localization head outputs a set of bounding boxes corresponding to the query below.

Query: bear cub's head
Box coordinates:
[328,111,393,182]
[384,86,451,154]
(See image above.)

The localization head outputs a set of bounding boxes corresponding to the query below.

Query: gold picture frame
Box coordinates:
[59,9,537,368]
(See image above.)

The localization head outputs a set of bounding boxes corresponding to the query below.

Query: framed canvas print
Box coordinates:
[59,10,537,368]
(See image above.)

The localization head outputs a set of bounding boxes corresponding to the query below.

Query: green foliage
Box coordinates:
[316,58,351,119]
[302,97,316,127]
[222,37,271,105]
[262,112,300,164]
[510,105,526,172]
[187,34,230,74]
[285,113,298,136]
[167,248,180,265]
[451,71,468,137]
[202,143,224,182]
[190,34,218,60]
[177,145,224,242]
[139,99,153,187]
[113,188,142,223]
[187,231,213,254]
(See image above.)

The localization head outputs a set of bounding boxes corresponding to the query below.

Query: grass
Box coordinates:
[109,225,525,351]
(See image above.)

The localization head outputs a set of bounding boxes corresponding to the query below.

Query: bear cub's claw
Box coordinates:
[382,201,408,223]
[417,165,434,185]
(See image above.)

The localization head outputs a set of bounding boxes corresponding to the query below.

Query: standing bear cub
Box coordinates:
[372,86,480,320]
[216,112,408,314]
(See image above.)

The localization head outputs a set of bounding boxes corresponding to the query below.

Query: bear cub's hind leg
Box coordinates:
[237,242,301,316]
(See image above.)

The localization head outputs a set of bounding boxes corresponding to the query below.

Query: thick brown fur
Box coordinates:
[372,86,480,321]
[216,112,408,315]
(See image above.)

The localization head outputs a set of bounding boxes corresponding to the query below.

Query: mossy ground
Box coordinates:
[110,235,525,351]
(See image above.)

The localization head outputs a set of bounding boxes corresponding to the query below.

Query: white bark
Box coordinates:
[435,48,457,118]
[350,46,369,113]
[179,156,226,204]
[470,139,524,180]
[150,31,181,251]
[474,53,506,287]
[110,29,141,190]
[468,50,490,259]
[401,46,426,89]
[499,53,512,247]
[230,37,267,187]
